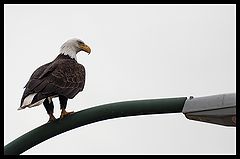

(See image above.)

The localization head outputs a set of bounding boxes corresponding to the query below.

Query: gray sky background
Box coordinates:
[4,4,236,154]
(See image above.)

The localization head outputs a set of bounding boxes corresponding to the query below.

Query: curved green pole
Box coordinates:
[4,97,187,155]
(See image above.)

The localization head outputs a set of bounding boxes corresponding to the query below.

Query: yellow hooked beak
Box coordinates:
[79,43,91,54]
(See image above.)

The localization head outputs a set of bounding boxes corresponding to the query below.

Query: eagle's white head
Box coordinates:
[60,38,91,60]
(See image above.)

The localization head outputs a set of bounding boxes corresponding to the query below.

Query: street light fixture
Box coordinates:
[4,93,236,155]
[182,93,236,126]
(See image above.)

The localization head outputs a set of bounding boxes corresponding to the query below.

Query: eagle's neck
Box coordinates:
[59,46,77,61]
[56,54,76,61]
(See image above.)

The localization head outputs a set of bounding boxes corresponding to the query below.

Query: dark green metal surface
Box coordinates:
[4,97,187,155]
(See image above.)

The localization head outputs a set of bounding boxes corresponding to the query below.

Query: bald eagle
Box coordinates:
[18,38,91,122]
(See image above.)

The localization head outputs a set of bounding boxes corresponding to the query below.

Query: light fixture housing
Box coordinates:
[182,93,236,126]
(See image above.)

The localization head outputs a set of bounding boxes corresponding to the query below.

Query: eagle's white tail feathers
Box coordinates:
[17,107,24,110]
[18,93,44,110]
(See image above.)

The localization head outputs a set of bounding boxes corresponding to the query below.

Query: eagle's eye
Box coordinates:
[77,40,84,45]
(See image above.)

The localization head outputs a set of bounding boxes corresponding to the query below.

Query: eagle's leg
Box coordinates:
[43,98,56,123]
[59,95,74,119]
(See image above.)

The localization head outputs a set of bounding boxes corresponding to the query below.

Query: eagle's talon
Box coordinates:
[47,114,56,123]
[60,110,74,119]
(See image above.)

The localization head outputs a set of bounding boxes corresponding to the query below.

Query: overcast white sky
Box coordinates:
[4,4,236,155]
